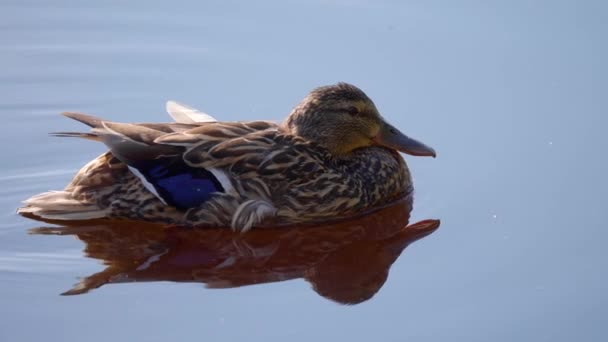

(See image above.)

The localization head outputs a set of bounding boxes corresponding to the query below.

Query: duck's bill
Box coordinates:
[373,122,436,158]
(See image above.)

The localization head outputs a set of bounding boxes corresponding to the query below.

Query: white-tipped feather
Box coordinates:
[127,166,168,205]
[18,191,107,220]
[231,199,277,232]
[208,168,234,193]
[166,100,217,123]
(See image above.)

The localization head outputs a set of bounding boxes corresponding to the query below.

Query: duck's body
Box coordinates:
[19,83,434,231]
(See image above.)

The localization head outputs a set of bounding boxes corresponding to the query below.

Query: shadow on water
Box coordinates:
[27,197,439,305]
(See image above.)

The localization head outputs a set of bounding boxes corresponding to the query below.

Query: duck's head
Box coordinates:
[284,83,436,157]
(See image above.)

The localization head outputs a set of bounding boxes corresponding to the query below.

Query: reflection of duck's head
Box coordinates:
[30,197,439,304]
[305,219,440,305]
[305,242,391,305]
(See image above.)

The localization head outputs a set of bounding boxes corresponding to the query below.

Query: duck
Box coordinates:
[18,83,435,231]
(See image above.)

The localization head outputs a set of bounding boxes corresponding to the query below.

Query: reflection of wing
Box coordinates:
[165,100,217,123]
[29,197,440,304]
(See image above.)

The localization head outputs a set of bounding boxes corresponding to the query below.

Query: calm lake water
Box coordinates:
[1,1,607,341]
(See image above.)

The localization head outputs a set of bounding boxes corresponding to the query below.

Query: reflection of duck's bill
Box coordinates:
[373,121,436,158]
[383,219,440,253]
[402,219,441,239]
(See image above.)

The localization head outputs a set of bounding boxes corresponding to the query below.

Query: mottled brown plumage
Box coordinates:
[19,83,435,230]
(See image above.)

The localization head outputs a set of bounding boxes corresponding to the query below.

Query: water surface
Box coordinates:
[1,1,607,341]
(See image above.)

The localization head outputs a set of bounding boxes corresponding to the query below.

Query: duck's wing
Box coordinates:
[54,112,279,218]
[166,100,217,123]
[54,112,194,163]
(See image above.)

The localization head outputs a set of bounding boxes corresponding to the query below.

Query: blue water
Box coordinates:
[1,1,607,341]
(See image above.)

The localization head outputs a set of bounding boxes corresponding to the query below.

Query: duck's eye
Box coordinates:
[346,106,360,116]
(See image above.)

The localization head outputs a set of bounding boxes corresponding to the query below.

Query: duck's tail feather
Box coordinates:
[18,190,108,221]
[50,132,102,141]
[48,112,106,141]
[62,112,105,128]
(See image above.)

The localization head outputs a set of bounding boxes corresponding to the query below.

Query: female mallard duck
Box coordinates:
[19,83,435,231]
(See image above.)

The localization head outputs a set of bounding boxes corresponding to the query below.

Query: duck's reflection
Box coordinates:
[29,197,439,304]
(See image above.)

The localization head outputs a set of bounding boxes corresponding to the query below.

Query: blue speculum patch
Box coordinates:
[132,157,224,209]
